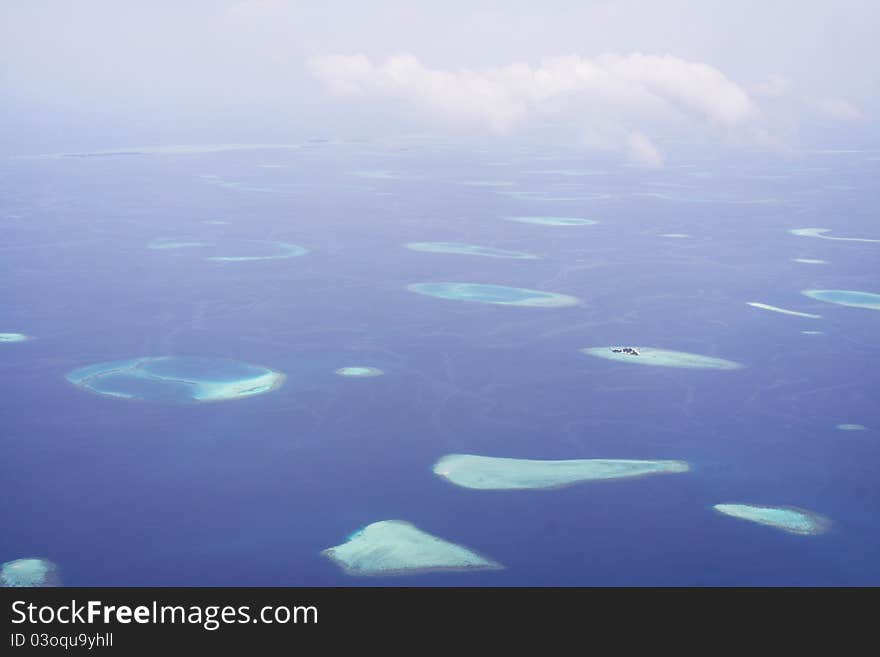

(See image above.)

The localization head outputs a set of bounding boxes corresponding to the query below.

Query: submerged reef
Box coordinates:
[792,258,827,264]
[204,241,307,262]
[581,346,743,370]
[408,283,580,307]
[713,504,830,535]
[147,238,210,250]
[836,424,867,431]
[747,302,822,319]
[503,216,598,226]
[801,289,880,310]
[334,366,384,377]
[528,169,607,176]
[66,357,285,402]
[322,520,503,576]
[790,227,880,243]
[433,454,690,490]
[0,558,61,587]
[149,238,307,262]
[405,242,538,259]
[0,333,31,343]
[53,144,301,158]
[459,180,514,187]
[352,170,401,179]
[498,191,609,201]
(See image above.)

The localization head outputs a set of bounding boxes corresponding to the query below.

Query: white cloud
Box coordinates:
[308,52,759,164]
[756,74,794,98]
[755,75,864,122]
[226,0,292,19]
[811,97,863,121]
[626,131,664,167]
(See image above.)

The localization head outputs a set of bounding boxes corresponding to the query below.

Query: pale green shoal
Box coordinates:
[408,283,580,307]
[322,520,503,576]
[836,424,867,431]
[801,290,880,310]
[747,302,822,319]
[188,369,285,400]
[713,504,830,535]
[405,242,538,259]
[0,558,61,587]
[581,347,743,370]
[433,454,690,490]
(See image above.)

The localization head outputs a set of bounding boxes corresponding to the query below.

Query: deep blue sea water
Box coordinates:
[2,141,879,585]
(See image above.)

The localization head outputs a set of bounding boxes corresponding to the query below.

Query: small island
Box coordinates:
[334,366,384,377]
[433,454,690,490]
[747,302,821,319]
[580,346,743,370]
[713,504,830,535]
[789,227,880,243]
[1,558,61,587]
[322,520,503,576]
[0,333,31,343]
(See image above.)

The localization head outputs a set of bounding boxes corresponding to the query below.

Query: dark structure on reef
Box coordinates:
[611,347,640,356]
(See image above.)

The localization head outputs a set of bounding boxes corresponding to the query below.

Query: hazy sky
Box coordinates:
[2,0,877,159]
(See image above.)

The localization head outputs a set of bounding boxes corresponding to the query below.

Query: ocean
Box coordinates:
[2,141,878,586]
